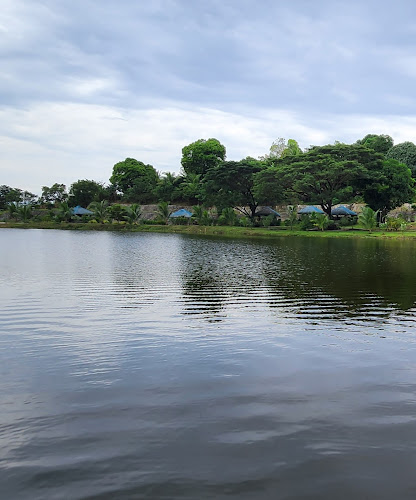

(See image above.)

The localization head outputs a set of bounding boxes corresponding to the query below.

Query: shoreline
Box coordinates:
[1,221,416,239]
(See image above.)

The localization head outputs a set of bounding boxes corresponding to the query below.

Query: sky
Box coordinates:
[2,0,416,194]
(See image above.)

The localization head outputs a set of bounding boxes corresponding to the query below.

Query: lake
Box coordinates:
[1,228,416,499]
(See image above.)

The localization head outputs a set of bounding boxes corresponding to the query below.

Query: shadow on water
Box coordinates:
[178,235,416,322]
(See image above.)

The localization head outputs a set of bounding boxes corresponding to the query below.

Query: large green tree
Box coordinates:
[181,138,226,177]
[386,141,416,176]
[110,158,158,203]
[268,144,383,217]
[69,179,104,207]
[356,134,394,155]
[362,159,415,220]
[40,183,67,206]
[0,185,37,208]
[202,158,266,218]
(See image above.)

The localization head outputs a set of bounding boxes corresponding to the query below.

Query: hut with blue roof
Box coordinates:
[331,205,357,217]
[72,205,93,216]
[298,205,325,215]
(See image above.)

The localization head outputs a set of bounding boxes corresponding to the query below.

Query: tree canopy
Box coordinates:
[181,138,226,177]
[69,179,104,207]
[362,159,415,219]
[203,158,266,218]
[386,141,416,176]
[110,158,159,203]
[356,134,394,154]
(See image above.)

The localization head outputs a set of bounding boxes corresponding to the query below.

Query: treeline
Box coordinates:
[1,134,416,223]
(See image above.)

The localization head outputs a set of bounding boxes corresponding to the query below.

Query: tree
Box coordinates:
[359,206,378,231]
[269,144,383,217]
[154,172,182,202]
[0,185,37,209]
[356,134,394,155]
[281,139,303,158]
[110,158,158,203]
[17,204,33,222]
[203,158,266,219]
[287,205,298,230]
[125,203,142,224]
[181,138,226,177]
[261,138,302,160]
[386,142,416,176]
[107,204,127,222]
[89,200,109,223]
[40,183,67,206]
[55,202,73,222]
[157,201,170,224]
[362,159,415,221]
[69,179,104,207]
[180,173,203,204]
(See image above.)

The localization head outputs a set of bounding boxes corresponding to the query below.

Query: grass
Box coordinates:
[2,220,416,239]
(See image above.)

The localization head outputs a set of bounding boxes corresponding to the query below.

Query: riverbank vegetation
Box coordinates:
[2,133,416,236]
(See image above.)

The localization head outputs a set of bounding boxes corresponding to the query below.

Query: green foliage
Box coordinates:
[40,183,67,206]
[7,202,18,219]
[157,201,170,224]
[181,138,226,177]
[192,205,211,225]
[358,206,378,231]
[287,205,298,230]
[110,158,158,203]
[314,213,329,231]
[154,172,182,202]
[0,185,37,209]
[55,202,73,222]
[261,214,275,227]
[218,207,239,226]
[203,158,266,219]
[17,204,33,222]
[386,142,416,176]
[180,173,202,204]
[362,159,415,220]
[262,138,302,160]
[89,200,109,223]
[69,179,104,207]
[270,143,383,216]
[107,204,127,222]
[356,134,393,154]
[125,203,142,224]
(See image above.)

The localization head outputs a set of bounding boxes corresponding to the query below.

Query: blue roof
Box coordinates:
[72,205,93,215]
[255,206,281,217]
[170,208,193,218]
[331,205,357,216]
[298,205,325,214]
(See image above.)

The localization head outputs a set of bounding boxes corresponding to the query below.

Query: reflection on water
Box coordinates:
[1,229,416,499]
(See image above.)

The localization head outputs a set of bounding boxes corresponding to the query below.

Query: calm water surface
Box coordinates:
[1,228,416,499]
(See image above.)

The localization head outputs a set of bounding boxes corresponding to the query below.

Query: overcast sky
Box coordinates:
[2,0,416,194]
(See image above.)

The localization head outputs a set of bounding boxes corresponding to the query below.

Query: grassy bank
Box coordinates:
[2,221,416,239]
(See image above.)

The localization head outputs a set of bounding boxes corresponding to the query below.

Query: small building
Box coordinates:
[169,209,193,218]
[72,205,93,216]
[298,205,324,215]
[331,205,357,217]
[255,206,281,217]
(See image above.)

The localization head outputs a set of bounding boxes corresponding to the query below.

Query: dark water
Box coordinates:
[1,229,416,499]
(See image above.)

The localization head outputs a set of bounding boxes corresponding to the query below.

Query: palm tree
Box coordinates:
[17,204,33,222]
[157,201,170,224]
[287,205,298,230]
[314,213,329,231]
[90,200,108,223]
[125,203,142,224]
[56,202,73,222]
[7,202,18,220]
[359,206,378,231]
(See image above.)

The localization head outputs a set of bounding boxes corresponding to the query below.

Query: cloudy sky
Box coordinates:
[2,0,416,194]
